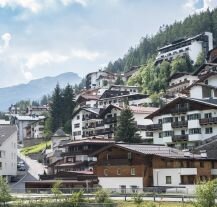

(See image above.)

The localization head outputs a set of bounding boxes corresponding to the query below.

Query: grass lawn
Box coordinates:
[20,141,51,156]
[117,201,193,207]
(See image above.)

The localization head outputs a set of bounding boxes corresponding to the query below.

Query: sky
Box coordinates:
[0,0,217,88]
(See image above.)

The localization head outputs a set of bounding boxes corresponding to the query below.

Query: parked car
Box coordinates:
[17,163,26,171]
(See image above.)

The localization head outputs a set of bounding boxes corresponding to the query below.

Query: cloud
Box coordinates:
[24,49,101,70]
[70,49,101,61]
[1,33,12,49]
[0,0,89,13]
[184,0,217,13]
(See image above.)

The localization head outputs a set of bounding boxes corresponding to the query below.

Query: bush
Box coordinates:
[133,193,143,206]
[71,190,85,207]
[95,189,114,206]
[145,202,156,207]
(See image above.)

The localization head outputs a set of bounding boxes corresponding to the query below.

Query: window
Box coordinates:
[120,185,126,194]
[117,168,121,175]
[187,114,201,120]
[181,130,185,135]
[131,186,138,193]
[200,161,204,168]
[106,153,109,160]
[159,132,162,138]
[205,127,213,134]
[166,176,172,184]
[131,168,136,175]
[0,162,2,170]
[163,117,173,123]
[83,145,88,150]
[74,123,80,128]
[163,131,173,137]
[77,115,80,120]
[158,119,162,124]
[204,80,208,85]
[189,128,201,134]
[205,113,212,119]
[128,152,132,160]
[104,169,108,176]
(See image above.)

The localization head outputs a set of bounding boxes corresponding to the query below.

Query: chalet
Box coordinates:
[48,138,114,175]
[92,144,217,191]
[144,97,217,149]
[97,93,149,109]
[26,105,49,116]
[166,72,198,96]
[75,94,99,108]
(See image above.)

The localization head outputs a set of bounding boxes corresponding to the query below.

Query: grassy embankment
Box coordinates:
[20,141,51,156]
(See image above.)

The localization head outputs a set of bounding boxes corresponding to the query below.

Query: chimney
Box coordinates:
[200,150,207,158]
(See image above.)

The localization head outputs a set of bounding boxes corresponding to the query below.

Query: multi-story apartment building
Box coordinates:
[97,93,149,109]
[93,143,217,191]
[14,115,45,142]
[71,105,157,141]
[86,71,118,89]
[25,118,46,138]
[166,72,198,96]
[156,32,213,65]
[0,125,17,181]
[144,97,217,149]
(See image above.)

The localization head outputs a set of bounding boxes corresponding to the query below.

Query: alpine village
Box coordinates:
[2,6,217,207]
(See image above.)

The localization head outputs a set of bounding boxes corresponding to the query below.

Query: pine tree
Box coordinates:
[62,84,75,133]
[50,84,63,132]
[115,106,141,143]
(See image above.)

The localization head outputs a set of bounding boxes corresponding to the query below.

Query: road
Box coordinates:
[10,148,47,193]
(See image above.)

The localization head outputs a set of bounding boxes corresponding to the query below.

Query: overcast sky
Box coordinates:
[0,0,216,88]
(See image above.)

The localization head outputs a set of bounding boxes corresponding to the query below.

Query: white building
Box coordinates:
[86,71,118,89]
[145,97,217,149]
[166,72,198,96]
[14,115,45,142]
[156,32,213,64]
[25,118,46,138]
[0,125,17,181]
[72,105,158,141]
[108,85,140,94]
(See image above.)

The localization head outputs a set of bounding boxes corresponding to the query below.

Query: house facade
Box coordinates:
[93,144,217,191]
[0,125,17,181]
[144,97,217,149]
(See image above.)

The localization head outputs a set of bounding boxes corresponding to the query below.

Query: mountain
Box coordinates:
[0,72,82,111]
[106,8,217,73]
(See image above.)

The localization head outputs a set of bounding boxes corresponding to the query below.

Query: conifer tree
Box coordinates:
[0,177,12,206]
[115,106,141,143]
[50,84,63,132]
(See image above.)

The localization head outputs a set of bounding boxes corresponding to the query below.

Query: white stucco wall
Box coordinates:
[153,168,197,186]
[0,131,17,177]
[98,177,143,189]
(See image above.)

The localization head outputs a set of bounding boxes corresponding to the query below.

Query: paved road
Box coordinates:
[10,148,47,193]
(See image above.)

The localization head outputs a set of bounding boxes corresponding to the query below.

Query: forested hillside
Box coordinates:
[106,9,217,73]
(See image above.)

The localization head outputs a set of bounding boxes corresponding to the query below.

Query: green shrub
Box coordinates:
[133,193,143,207]
[71,190,85,207]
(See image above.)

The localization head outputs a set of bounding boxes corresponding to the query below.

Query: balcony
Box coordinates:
[82,115,98,121]
[199,117,217,125]
[171,121,188,128]
[142,124,162,131]
[95,128,114,135]
[170,107,190,114]
[104,117,117,124]
[172,134,189,142]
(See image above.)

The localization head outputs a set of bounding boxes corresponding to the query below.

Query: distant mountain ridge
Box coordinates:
[0,72,81,111]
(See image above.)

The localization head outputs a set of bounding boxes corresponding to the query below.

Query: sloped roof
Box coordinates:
[0,125,17,145]
[92,143,207,160]
[145,97,217,119]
